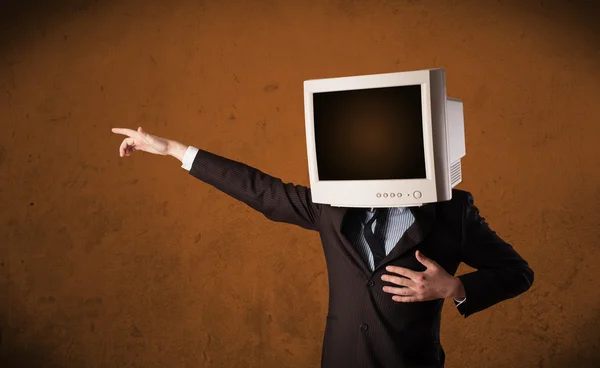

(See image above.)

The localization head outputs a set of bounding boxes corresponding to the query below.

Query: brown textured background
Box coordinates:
[1,0,599,367]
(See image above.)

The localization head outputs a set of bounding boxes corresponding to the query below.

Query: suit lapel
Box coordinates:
[373,204,437,272]
[330,203,437,275]
[330,206,372,275]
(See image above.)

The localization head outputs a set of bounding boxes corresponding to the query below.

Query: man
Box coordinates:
[112,126,534,368]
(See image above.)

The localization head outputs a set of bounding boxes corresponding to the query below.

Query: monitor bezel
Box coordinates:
[303,69,441,207]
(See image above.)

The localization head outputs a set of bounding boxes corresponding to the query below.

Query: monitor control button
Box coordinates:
[376,193,382,198]
[397,193,402,198]
[383,193,388,198]
[413,191,422,199]
[390,193,395,198]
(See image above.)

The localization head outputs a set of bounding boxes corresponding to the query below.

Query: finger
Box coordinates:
[120,138,135,157]
[381,274,415,288]
[392,295,420,303]
[382,286,415,296]
[112,128,137,137]
[385,265,419,280]
[415,250,437,269]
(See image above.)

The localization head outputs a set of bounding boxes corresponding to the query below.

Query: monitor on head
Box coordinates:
[303,68,465,208]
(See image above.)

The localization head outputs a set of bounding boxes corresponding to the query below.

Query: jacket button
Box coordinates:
[360,324,368,331]
[366,280,374,287]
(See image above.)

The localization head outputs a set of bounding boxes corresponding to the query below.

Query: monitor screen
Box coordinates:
[313,85,426,181]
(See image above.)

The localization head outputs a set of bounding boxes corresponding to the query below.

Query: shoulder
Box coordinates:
[435,189,473,210]
[432,189,475,225]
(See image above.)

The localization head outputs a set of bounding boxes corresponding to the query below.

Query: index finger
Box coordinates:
[111,127,137,137]
[385,265,420,280]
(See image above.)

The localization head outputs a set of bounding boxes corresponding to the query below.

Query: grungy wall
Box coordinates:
[1,0,599,367]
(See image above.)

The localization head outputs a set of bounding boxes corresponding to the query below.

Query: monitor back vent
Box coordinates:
[450,160,462,187]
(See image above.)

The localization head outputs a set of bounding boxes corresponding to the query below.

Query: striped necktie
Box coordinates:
[363,208,388,267]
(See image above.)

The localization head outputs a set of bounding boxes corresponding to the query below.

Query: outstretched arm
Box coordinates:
[176,143,322,231]
[112,127,322,231]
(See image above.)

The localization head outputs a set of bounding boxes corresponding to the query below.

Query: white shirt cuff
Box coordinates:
[181,145,199,171]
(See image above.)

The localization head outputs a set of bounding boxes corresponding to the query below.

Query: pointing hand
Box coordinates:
[111,126,171,157]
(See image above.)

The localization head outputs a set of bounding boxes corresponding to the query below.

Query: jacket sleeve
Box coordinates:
[187,147,322,231]
[455,192,534,317]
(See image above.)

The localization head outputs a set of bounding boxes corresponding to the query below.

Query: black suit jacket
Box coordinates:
[187,148,534,368]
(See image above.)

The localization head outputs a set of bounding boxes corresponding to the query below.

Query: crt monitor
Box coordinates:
[303,68,465,208]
